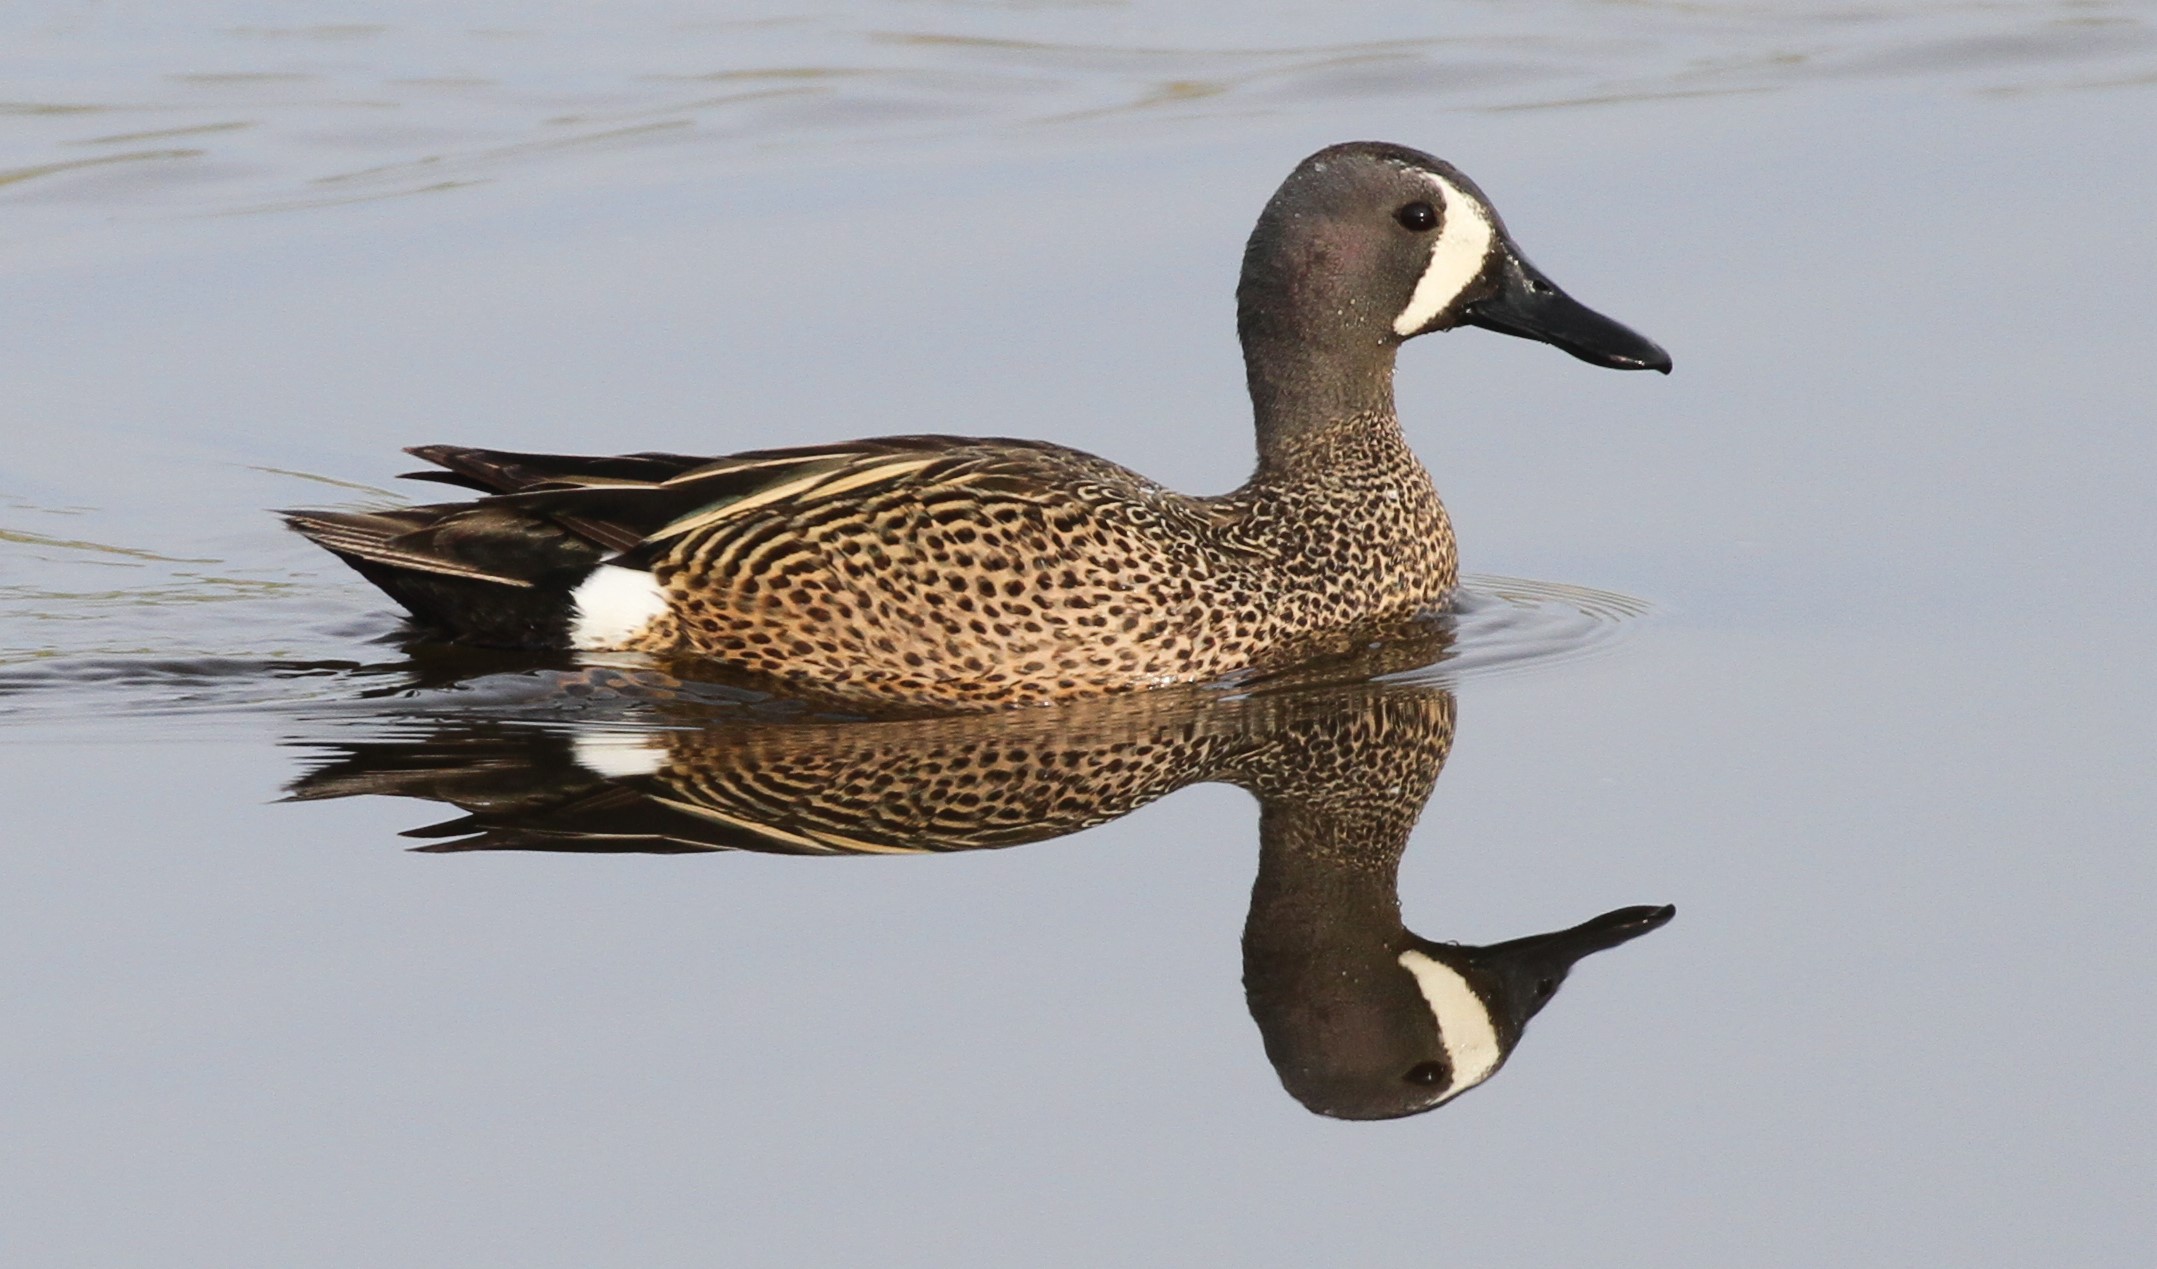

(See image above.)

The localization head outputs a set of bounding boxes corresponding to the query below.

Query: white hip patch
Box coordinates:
[568,565,670,650]
[1398,949,1505,1102]
[1391,174,1496,337]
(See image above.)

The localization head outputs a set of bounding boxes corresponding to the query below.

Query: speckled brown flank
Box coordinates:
[615,416,1454,709]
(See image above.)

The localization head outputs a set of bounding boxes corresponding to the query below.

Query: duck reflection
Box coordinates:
[287,635,1671,1120]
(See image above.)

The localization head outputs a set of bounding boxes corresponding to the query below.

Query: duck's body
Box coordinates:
[287,142,1667,710]
[294,418,1453,708]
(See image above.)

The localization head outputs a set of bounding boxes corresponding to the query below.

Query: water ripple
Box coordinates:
[0,573,1649,736]
[1,2,2146,247]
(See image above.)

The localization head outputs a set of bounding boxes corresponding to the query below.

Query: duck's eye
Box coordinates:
[1394,200,1438,232]
[1404,1060,1449,1087]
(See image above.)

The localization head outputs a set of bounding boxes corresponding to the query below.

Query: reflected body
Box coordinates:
[285,142,1667,710]
[291,633,1671,1119]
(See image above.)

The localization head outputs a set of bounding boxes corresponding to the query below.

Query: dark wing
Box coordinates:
[286,436,1047,581]
[432,435,1076,566]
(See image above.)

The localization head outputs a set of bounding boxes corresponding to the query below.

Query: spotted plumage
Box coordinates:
[288,639,1462,858]
[285,141,1668,710]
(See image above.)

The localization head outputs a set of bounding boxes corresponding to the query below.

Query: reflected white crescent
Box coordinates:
[1399,949,1504,1102]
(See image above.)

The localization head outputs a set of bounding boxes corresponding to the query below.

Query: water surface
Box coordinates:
[2,2,2153,1265]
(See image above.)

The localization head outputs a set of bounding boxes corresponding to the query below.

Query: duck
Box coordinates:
[285,141,1670,710]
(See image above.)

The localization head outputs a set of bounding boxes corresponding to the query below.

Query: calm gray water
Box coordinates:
[4,2,2154,1264]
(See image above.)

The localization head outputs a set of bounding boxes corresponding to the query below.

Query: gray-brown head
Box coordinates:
[1237,142,1670,434]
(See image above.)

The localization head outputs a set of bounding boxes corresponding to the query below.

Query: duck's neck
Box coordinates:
[1239,794,1420,1050]
[1240,322,1406,474]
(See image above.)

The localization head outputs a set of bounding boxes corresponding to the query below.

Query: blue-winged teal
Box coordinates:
[286,141,1670,709]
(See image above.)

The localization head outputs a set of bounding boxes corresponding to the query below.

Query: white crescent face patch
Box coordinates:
[1391,173,1497,338]
[1398,949,1505,1104]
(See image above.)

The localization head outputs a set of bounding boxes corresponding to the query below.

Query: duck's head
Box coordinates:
[1238,142,1671,380]
[1247,903,1676,1120]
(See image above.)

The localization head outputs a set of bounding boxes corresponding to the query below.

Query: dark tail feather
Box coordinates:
[283,505,603,649]
[289,439,967,646]
[400,445,712,494]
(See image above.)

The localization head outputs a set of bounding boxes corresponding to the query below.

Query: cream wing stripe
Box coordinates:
[647,464,853,542]
[1391,174,1496,337]
[648,456,943,543]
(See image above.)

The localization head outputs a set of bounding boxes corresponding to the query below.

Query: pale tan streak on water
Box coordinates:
[0,526,218,566]
[0,148,206,189]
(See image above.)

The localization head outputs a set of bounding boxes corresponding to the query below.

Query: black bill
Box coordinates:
[1464,252,1673,373]
[1471,902,1676,1031]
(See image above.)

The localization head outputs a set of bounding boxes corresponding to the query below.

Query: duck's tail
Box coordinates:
[281,502,608,648]
[281,443,712,648]
[284,438,975,648]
